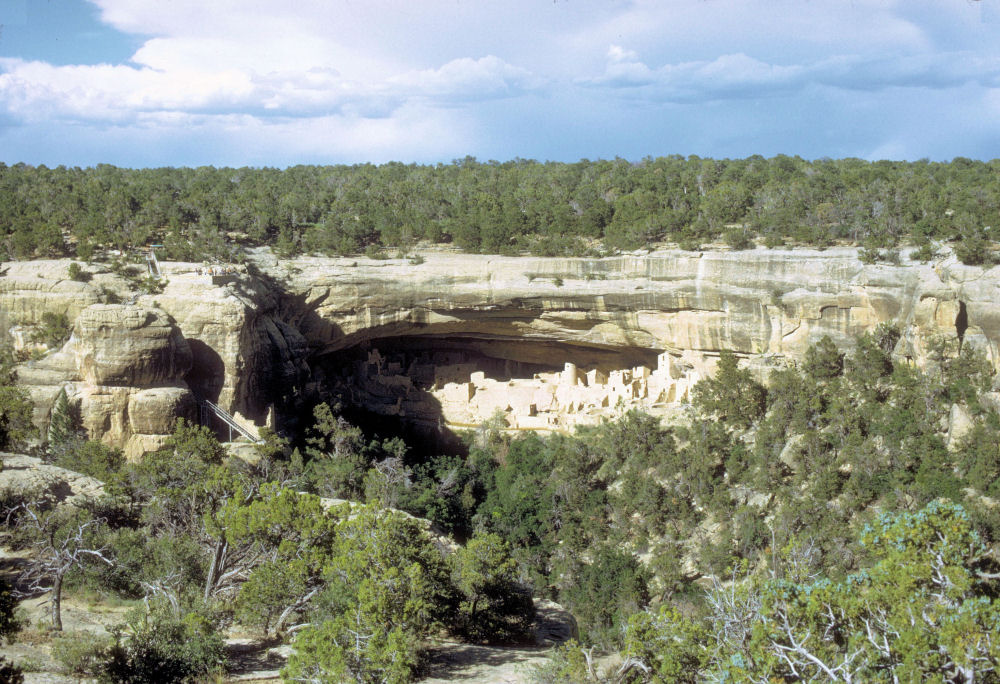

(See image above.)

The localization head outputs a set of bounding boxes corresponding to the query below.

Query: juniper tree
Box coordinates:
[46,387,74,449]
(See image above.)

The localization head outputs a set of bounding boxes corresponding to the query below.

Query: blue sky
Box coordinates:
[0,0,998,167]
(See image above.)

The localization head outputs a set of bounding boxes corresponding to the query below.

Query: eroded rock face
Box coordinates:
[4,248,1000,453]
[0,453,104,508]
[74,305,192,386]
[269,248,1000,430]
[270,248,998,370]
[4,262,309,455]
[128,386,198,434]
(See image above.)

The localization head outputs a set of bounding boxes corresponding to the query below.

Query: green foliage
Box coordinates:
[562,545,650,647]
[283,505,456,683]
[66,262,90,282]
[621,606,709,683]
[46,387,74,448]
[451,532,535,643]
[552,502,1000,683]
[227,485,342,634]
[102,605,225,683]
[136,275,165,294]
[50,631,113,676]
[1,157,998,259]
[723,227,753,250]
[802,334,843,380]
[730,501,1000,682]
[30,311,71,348]
[393,455,478,537]
[303,402,372,498]
[0,578,22,644]
[910,239,938,262]
[528,641,603,683]
[52,440,124,482]
[0,383,36,451]
[846,323,898,385]
[115,419,227,533]
[283,617,418,684]
[691,351,767,429]
[954,231,995,266]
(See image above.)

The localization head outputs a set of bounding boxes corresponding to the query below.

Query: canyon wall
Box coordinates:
[2,247,997,452]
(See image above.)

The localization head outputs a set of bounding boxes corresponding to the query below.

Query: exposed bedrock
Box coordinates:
[272,247,998,368]
[2,247,999,452]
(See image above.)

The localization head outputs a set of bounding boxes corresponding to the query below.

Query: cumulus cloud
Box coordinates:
[579,49,1000,103]
[2,0,999,163]
[0,52,540,125]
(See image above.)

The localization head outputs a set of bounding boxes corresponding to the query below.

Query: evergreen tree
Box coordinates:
[47,387,74,448]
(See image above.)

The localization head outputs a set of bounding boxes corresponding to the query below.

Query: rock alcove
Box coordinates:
[309,334,701,437]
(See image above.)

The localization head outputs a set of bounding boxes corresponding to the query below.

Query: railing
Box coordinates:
[198,399,263,443]
[145,246,162,279]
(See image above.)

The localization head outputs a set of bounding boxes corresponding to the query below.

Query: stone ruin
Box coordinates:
[332,346,705,432]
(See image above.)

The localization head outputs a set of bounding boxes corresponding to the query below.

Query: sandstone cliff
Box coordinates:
[2,247,997,452]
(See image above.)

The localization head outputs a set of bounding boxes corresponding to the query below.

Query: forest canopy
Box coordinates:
[1,155,998,261]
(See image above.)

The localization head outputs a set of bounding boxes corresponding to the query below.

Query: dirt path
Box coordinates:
[419,642,553,683]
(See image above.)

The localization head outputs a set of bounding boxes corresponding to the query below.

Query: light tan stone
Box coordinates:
[73,305,192,386]
[128,386,196,434]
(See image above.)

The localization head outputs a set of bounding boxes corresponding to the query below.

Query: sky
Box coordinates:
[0,0,998,167]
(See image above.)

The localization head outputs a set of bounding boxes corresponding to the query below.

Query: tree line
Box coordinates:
[1,156,998,263]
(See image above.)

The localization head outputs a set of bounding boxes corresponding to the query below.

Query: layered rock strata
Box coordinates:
[2,247,998,452]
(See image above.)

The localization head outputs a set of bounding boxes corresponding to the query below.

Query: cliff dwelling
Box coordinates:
[312,335,706,434]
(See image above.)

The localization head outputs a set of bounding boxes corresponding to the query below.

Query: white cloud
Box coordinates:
[579,50,1000,103]
[0,51,540,124]
[390,56,545,103]
[2,0,1000,164]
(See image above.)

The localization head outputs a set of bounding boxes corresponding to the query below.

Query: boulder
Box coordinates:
[73,305,192,386]
[127,385,197,434]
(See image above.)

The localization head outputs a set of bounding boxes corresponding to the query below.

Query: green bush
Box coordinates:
[954,232,994,266]
[53,440,124,482]
[51,631,113,676]
[30,311,71,348]
[0,578,23,644]
[67,262,91,282]
[724,228,753,250]
[910,240,937,262]
[691,351,767,429]
[102,606,225,684]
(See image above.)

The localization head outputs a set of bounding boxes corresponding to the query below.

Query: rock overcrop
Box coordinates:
[2,247,998,455]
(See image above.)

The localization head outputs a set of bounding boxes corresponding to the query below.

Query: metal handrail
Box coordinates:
[198,399,262,443]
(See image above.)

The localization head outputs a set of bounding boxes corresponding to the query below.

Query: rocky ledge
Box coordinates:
[1,247,997,453]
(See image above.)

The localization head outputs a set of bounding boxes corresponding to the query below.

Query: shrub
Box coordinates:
[30,311,71,348]
[910,240,937,262]
[560,546,649,647]
[691,351,767,429]
[763,233,785,249]
[67,262,87,281]
[954,232,994,266]
[51,631,112,676]
[102,607,225,684]
[0,578,23,644]
[53,440,124,482]
[859,246,879,264]
[0,657,22,684]
[364,244,387,260]
[137,275,165,294]
[724,228,753,250]
[802,336,844,380]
